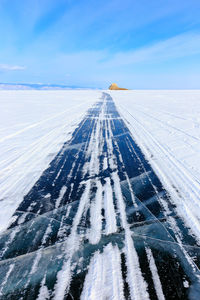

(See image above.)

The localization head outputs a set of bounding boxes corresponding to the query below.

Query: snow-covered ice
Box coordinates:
[110,90,200,241]
[0,90,200,299]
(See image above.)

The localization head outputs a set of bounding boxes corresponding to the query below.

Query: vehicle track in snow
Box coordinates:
[0,93,200,299]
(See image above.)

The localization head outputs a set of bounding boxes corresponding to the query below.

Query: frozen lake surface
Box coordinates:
[0,90,200,299]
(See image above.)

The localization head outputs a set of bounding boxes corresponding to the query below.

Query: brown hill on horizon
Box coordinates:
[109,83,128,90]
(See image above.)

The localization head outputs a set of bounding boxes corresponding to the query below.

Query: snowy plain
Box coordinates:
[110,90,200,240]
[0,90,101,232]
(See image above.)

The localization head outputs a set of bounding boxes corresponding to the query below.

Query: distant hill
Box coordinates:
[0,83,96,90]
[109,83,128,90]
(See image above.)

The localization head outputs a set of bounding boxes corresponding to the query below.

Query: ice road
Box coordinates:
[0,91,200,299]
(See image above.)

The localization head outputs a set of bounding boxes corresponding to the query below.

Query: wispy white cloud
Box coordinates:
[54,32,200,73]
[104,32,200,67]
[0,64,26,71]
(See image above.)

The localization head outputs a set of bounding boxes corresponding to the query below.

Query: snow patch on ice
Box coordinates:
[81,243,125,300]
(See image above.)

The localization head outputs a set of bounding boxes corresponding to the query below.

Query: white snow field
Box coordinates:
[0,90,101,232]
[110,90,200,241]
[0,89,200,300]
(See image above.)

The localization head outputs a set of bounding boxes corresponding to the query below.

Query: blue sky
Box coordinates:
[0,0,200,88]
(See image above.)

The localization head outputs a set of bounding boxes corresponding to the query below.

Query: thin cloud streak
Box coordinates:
[54,31,200,73]
[104,32,200,67]
[0,64,26,71]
